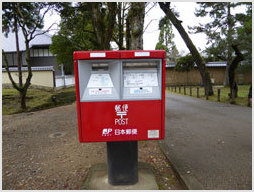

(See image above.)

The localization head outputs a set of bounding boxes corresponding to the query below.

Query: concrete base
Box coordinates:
[81,162,158,190]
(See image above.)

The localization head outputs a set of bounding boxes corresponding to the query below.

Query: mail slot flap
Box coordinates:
[120,50,165,59]
[74,51,120,60]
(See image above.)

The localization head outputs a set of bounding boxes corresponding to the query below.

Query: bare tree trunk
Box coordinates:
[128,2,145,50]
[13,15,24,106]
[229,45,244,103]
[224,65,230,87]
[117,3,124,50]
[17,38,33,110]
[91,3,117,50]
[14,16,23,87]
[20,90,27,109]
[91,3,103,48]
[159,2,213,95]
[126,14,131,50]
[105,3,117,49]
[224,3,234,87]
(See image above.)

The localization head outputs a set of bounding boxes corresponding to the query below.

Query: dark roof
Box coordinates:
[2,66,54,72]
[166,62,176,68]
[205,61,227,67]
[166,61,227,68]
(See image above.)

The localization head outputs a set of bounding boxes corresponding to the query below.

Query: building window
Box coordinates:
[33,49,39,57]
[39,49,44,57]
[43,49,49,56]
[31,48,52,57]
[12,53,17,66]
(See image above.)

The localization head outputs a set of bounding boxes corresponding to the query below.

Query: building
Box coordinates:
[2,30,74,88]
[166,61,251,86]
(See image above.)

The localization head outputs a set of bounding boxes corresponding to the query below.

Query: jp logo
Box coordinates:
[115,104,128,125]
[102,128,112,136]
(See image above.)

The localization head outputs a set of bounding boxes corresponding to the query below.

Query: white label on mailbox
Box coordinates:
[148,130,159,138]
[130,87,152,94]
[124,72,158,87]
[87,74,113,88]
[135,52,150,57]
[90,52,106,57]
[89,88,112,95]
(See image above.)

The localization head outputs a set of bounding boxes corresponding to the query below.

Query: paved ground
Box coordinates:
[160,93,252,190]
[2,103,183,190]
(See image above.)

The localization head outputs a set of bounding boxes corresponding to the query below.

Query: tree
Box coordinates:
[114,2,151,50]
[155,17,179,62]
[190,2,251,86]
[112,2,131,50]
[235,3,252,70]
[2,3,22,87]
[127,2,145,50]
[112,2,126,50]
[50,32,78,75]
[2,2,55,109]
[159,2,213,96]
[50,3,97,74]
[175,55,195,85]
[228,45,244,103]
[91,2,117,50]
[50,3,117,73]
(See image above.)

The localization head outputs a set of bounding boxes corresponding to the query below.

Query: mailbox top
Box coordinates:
[120,50,165,59]
[73,50,165,60]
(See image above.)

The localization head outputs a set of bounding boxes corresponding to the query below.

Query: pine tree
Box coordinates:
[2,2,55,109]
[155,17,179,62]
[189,2,250,86]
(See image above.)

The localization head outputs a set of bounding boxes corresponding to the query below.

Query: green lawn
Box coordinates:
[2,87,76,115]
[166,85,251,107]
[2,84,251,115]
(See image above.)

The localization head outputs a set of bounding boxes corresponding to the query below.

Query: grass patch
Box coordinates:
[166,85,251,107]
[3,84,251,115]
[2,87,76,115]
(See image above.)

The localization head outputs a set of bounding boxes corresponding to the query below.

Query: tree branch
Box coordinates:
[159,2,214,95]
[143,19,156,33]
[145,2,157,15]
[29,5,53,41]
[32,22,58,40]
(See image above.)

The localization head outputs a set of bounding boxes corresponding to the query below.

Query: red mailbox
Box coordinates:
[73,50,165,142]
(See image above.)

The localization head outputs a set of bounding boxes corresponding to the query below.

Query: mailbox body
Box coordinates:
[73,50,165,142]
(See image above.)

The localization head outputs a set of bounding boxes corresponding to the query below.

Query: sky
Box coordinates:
[43,2,244,55]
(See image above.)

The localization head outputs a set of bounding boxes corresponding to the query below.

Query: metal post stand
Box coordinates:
[107,141,138,185]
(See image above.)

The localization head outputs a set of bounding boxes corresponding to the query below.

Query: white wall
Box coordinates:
[55,75,75,88]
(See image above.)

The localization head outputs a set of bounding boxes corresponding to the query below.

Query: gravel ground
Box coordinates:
[2,103,184,190]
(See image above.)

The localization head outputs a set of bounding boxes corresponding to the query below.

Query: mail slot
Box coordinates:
[73,50,165,142]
